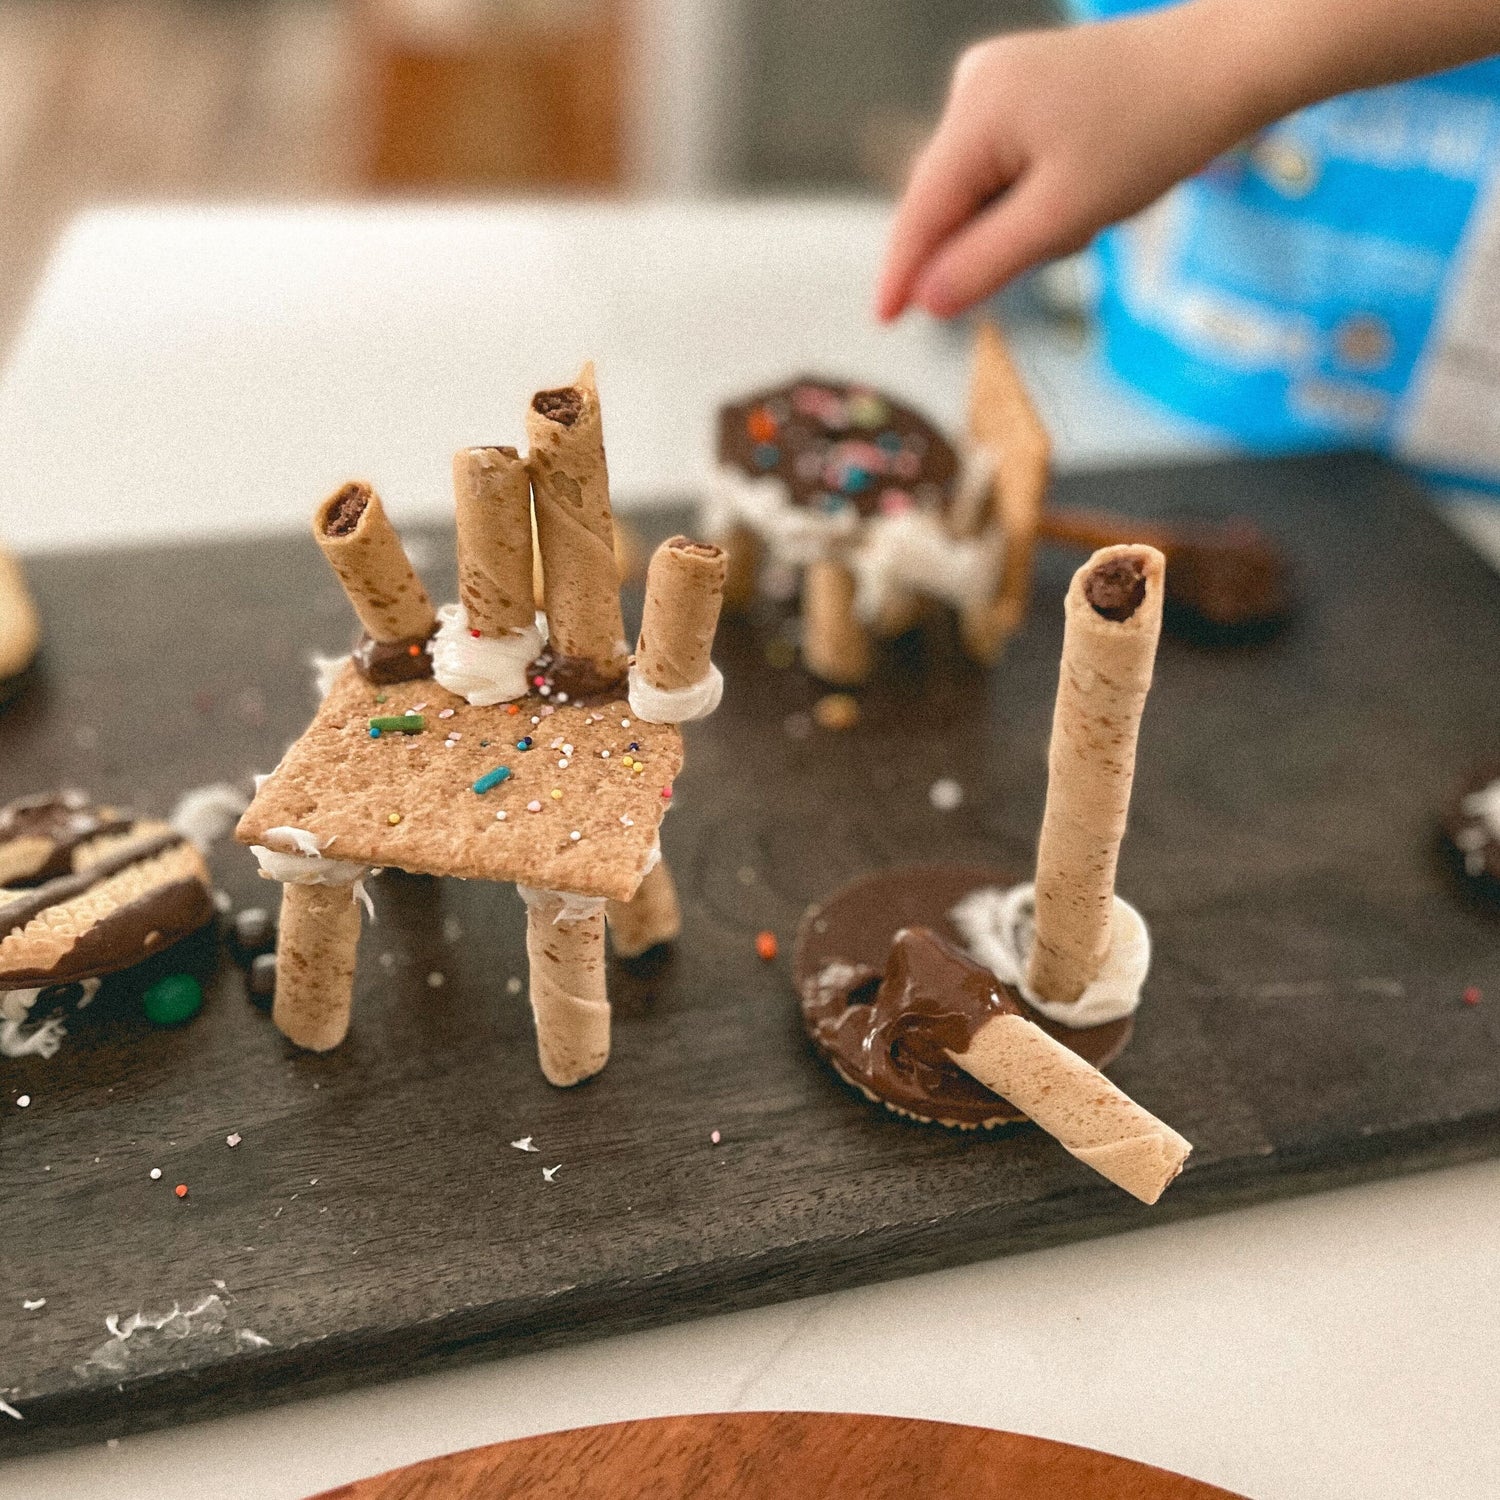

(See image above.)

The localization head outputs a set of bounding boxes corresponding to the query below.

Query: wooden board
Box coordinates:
[2,453,1499,1456]
[310,1411,1247,1499]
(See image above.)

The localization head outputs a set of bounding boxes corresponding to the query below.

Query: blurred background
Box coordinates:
[0,0,1055,356]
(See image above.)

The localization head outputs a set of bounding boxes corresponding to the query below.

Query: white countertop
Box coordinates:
[2,200,1498,1500]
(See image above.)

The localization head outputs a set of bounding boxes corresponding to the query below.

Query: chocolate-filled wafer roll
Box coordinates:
[526,363,628,680]
[272,882,361,1052]
[607,858,681,958]
[521,886,610,1086]
[314,482,436,644]
[1028,544,1164,1006]
[453,446,535,636]
[802,559,873,685]
[953,1013,1190,1203]
[636,537,726,693]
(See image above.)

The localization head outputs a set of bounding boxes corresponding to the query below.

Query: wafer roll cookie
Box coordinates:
[525,891,610,1086]
[636,538,727,692]
[1028,545,1164,1006]
[607,859,681,957]
[453,446,535,636]
[273,882,361,1052]
[803,559,872,685]
[314,482,436,643]
[526,363,628,676]
[953,1013,1190,1203]
[0,545,40,681]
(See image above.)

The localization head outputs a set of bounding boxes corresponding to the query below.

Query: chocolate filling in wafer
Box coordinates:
[1084,555,1147,621]
[533,387,583,427]
[352,630,434,685]
[323,482,369,537]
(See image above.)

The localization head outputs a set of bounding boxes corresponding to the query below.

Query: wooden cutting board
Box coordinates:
[2,453,1499,1457]
[310,1412,1247,1499]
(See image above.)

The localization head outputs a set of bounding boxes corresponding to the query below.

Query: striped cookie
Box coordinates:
[0,797,215,988]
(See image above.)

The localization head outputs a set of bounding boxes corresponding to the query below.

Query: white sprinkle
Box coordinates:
[540,705,556,717]
[16,1095,29,1108]
[620,815,634,827]
[448,732,461,741]
[556,692,569,703]
[438,708,455,719]
[542,1165,560,1182]
[149,1168,162,1180]
[22,1298,45,1311]
[621,719,631,727]
[539,685,551,697]
[557,758,570,769]
[929,777,964,812]
[601,750,610,758]
[562,744,574,756]
[506,976,522,995]
[427,972,445,989]
[226,1133,242,1148]
[510,1136,539,1152]
[550,737,564,749]
[527,800,542,813]
[531,715,541,724]
[495,810,508,821]
[1,1397,21,1420]
[569,831,581,842]
[410,703,427,713]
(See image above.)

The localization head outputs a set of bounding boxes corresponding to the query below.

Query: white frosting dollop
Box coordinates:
[847,509,1002,625]
[250,826,375,916]
[516,884,609,924]
[627,663,723,724]
[311,652,351,699]
[0,979,100,1059]
[950,881,1150,1028]
[431,602,545,706]
[1462,778,1500,840]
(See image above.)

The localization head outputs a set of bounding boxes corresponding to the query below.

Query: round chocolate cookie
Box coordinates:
[1441,761,1500,900]
[718,380,961,524]
[793,864,1133,1128]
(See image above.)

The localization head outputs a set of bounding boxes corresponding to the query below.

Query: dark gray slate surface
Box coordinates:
[1,453,1497,1456]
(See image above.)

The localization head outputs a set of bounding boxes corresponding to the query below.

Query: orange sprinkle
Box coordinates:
[174,1183,188,1199]
[747,406,778,443]
[407,644,420,657]
[755,931,778,961]
[507,704,519,715]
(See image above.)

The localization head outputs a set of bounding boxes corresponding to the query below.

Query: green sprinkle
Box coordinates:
[374,694,388,704]
[473,766,512,794]
[370,714,425,734]
[142,974,203,1028]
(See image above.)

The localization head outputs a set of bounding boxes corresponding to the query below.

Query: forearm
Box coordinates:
[1186,0,1500,139]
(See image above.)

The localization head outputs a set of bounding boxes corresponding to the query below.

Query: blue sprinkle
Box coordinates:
[842,467,872,494]
[517,737,533,750]
[819,493,848,515]
[473,766,512,794]
[753,443,780,470]
[369,727,381,738]
[876,431,903,453]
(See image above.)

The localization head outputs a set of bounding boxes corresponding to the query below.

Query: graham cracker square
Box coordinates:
[236,665,683,901]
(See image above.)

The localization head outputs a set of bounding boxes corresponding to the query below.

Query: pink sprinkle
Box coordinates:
[439,708,455,720]
[527,800,542,812]
[661,786,673,800]
[533,676,545,687]
[710,1129,721,1145]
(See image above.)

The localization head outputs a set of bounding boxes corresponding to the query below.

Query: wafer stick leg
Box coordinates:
[607,859,681,958]
[802,560,872,685]
[1028,544,1165,1006]
[272,883,361,1052]
[524,890,610,1086]
[954,1014,1190,1204]
[313,482,435,644]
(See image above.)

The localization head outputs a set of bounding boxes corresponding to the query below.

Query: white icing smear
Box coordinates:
[431,602,545,706]
[847,509,1001,624]
[516,884,608,925]
[701,466,858,567]
[950,882,1150,1028]
[311,652,351,699]
[0,978,101,1059]
[169,782,250,852]
[627,664,723,724]
[250,826,374,915]
[1462,777,1500,840]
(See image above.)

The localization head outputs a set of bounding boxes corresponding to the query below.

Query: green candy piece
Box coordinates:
[142,973,203,1028]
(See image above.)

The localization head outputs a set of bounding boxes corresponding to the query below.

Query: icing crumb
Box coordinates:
[510,1136,539,1152]
[710,1130,721,1145]
[226,1133,242,1148]
[542,1165,560,1182]
[149,1168,162,1180]
[929,777,963,811]
[16,1095,30,1108]
[427,972,445,989]
[506,977,522,995]
[22,1298,45,1311]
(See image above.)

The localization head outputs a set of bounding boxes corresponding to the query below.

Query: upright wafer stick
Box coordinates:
[314,482,436,643]
[634,536,727,698]
[952,1013,1190,1203]
[273,883,361,1052]
[803,559,872,685]
[607,859,681,957]
[0,545,39,681]
[526,363,628,680]
[453,446,535,635]
[1028,544,1165,1006]
[521,887,610,1086]
[961,320,1049,662]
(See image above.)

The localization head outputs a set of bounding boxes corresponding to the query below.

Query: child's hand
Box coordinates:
[876,11,1255,322]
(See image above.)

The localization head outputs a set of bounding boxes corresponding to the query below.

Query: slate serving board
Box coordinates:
[2,453,1498,1457]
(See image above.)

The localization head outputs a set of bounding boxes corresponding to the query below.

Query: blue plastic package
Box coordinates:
[1072,0,1500,486]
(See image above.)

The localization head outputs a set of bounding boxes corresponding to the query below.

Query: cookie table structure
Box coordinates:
[236,367,725,1082]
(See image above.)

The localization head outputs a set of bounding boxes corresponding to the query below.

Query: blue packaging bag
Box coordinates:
[1073,0,1500,486]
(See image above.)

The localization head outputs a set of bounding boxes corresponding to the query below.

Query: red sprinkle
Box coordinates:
[755,931,778,961]
[1464,986,1483,1007]
[470,629,481,638]
[174,1183,188,1199]
[661,785,673,800]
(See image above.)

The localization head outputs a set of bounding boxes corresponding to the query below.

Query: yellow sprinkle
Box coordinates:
[622,756,634,768]
[387,812,402,825]
[550,788,563,800]
[633,763,645,774]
